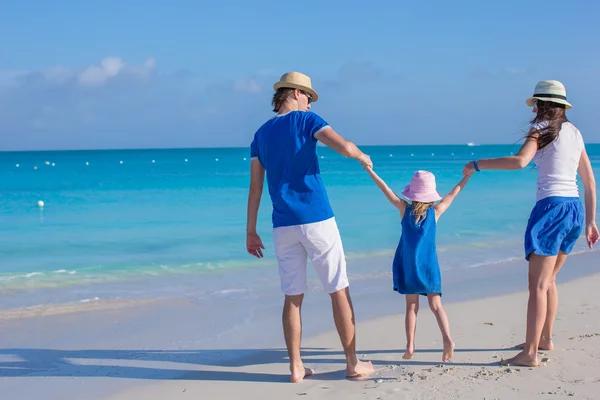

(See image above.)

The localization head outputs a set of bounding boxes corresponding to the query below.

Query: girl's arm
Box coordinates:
[463,133,538,174]
[434,172,473,219]
[364,166,407,216]
[577,147,599,248]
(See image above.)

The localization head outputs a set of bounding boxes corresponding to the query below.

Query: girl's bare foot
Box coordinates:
[501,351,540,367]
[403,344,415,360]
[345,359,374,379]
[442,341,455,362]
[515,337,554,351]
[290,364,314,383]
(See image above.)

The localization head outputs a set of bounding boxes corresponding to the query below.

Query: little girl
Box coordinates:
[365,167,473,362]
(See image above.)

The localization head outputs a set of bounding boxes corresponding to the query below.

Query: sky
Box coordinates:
[1,0,599,151]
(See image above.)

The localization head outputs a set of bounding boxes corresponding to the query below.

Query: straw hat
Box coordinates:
[525,80,572,109]
[273,72,319,102]
[401,170,442,203]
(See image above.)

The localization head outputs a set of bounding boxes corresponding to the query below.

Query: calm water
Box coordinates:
[1,145,598,308]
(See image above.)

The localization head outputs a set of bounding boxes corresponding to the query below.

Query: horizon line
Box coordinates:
[3,142,580,153]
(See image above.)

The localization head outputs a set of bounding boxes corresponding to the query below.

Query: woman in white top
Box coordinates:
[463,80,599,367]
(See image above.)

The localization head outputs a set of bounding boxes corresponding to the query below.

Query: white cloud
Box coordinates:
[78,57,125,86]
[234,78,261,94]
[76,57,156,86]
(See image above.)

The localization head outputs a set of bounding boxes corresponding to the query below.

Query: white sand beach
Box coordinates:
[1,252,599,400]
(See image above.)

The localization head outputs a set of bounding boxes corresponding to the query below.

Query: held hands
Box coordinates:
[246,232,265,258]
[357,153,373,169]
[463,161,476,176]
[586,222,600,249]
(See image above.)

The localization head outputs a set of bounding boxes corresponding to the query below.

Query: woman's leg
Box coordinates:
[506,254,557,367]
[516,251,567,350]
[541,251,568,348]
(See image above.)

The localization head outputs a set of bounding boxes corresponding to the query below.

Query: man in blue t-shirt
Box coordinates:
[246,72,374,382]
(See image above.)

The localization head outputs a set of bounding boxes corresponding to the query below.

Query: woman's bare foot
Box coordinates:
[515,338,554,351]
[290,364,314,383]
[403,344,415,360]
[345,359,374,379]
[442,341,455,362]
[501,351,540,367]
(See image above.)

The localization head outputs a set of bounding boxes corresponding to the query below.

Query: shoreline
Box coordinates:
[1,249,597,321]
[1,252,599,399]
[108,269,600,400]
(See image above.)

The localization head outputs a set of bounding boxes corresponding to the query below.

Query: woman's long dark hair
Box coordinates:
[527,100,569,150]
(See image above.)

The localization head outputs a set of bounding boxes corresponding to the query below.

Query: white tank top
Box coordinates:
[532,121,584,202]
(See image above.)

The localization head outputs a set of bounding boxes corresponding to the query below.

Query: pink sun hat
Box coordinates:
[401,170,442,202]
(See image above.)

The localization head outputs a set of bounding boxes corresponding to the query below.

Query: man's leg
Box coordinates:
[283,294,313,382]
[273,225,312,382]
[303,218,373,378]
[330,287,373,377]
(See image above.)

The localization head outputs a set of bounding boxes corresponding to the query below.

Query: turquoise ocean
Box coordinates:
[1,145,599,309]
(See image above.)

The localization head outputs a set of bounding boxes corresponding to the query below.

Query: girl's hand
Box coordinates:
[463,162,476,176]
[586,222,600,249]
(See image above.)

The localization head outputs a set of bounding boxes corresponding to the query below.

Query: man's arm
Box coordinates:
[316,127,372,167]
[365,166,407,215]
[246,159,265,258]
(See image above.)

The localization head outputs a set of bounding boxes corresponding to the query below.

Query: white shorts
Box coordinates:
[272,217,349,296]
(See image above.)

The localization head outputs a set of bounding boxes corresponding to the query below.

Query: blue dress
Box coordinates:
[392,205,442,296]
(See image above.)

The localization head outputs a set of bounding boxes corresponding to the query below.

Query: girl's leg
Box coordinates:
[403,295,419,359]
[427,294,454,362]
[506,254,557,367]
[517,251,567,350]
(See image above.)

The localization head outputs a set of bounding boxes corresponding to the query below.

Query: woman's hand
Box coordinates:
[586,222,600,249]
[463,161,476,176]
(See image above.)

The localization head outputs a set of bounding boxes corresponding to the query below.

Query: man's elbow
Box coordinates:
[340,141,357,158]
[249,183,263,197]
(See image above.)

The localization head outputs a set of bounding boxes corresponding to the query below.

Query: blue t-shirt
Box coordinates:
[250,111,334,228]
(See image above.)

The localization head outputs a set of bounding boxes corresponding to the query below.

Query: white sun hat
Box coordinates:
[525,80,572,109]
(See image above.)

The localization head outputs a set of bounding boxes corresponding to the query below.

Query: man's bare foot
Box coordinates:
[345,359,374,379]
[515,338,554,351]
[290,364,314,383]
[501,351,539,367]
[442,341,455,362]
[402,344,415,360]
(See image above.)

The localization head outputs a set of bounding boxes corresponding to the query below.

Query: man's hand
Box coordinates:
[357,153,373,169]
[246,232,265,258]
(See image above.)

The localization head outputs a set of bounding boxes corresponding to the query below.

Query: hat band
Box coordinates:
[533,93,567,100]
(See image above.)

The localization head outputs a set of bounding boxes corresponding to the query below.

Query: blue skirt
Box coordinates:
[524,196,584,261]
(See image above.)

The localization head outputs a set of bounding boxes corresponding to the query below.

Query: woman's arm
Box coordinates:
[463,134,538,175]
[578,147,599,248]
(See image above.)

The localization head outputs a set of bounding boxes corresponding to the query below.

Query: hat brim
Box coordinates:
[402,186,442,203]
[526,96,572,109]
[273,82,319,102]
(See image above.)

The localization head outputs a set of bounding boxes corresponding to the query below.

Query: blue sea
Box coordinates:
[1,145,599,309]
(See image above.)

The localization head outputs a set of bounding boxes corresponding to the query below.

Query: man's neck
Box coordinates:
[277,101,300,115]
